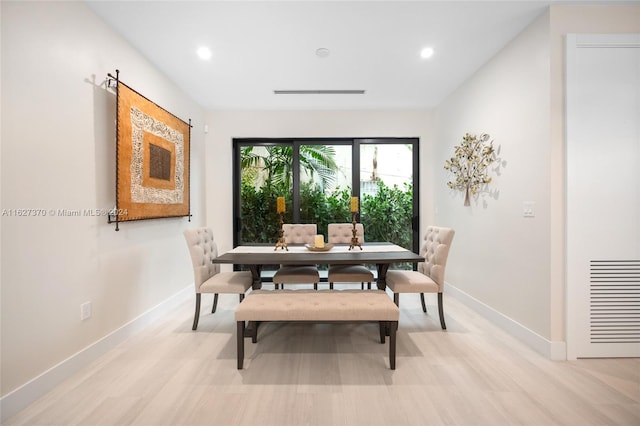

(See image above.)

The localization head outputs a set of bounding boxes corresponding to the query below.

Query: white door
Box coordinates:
[566,34,640,359]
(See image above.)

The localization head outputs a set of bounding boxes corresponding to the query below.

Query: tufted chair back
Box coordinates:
[184,227,221,292]
[417,226,455,291]
[328,223,365,244]
[283,224,317,244]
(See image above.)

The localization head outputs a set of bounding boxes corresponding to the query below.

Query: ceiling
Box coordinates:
[86,0,618,110]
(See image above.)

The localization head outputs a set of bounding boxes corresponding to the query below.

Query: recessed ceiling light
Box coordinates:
[316,48,330,58]
[420,47,435,59]
[197,46,212,60]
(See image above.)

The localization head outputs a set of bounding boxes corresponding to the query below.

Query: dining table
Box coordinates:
[212,242,425,290]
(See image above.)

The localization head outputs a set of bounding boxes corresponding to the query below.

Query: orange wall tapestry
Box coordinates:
[108,70,190,230]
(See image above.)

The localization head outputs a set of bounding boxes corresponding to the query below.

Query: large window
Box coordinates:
[233,138,419,257]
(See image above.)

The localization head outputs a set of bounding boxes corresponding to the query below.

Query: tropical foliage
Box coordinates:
[241,145,338,192]
[240,144,414,266]
[241,179,413,252]
[361,181,413,250]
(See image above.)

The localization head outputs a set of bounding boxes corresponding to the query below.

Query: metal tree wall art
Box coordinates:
[444,133,496,206]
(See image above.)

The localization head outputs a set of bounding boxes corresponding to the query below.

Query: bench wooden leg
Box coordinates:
[253,321,259,343]
[389,321,397,370]
[237,321,244,369]
[242,321,260,342]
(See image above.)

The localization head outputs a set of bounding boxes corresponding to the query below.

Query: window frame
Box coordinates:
[232,137,420,254]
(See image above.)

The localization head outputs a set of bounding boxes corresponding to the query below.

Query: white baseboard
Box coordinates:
[447,283,566,360]
[0,286,192,422]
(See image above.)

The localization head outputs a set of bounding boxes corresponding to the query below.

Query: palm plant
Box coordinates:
[241,145,338,191]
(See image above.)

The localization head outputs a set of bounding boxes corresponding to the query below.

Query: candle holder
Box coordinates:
[349,211,362,251]
[274,212,288,251]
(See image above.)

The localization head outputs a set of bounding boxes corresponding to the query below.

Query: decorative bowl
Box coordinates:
[304,243,334,252]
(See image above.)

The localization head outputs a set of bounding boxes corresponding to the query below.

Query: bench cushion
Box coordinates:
[235,290,399,322]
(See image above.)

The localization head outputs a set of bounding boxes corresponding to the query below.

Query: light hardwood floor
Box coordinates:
[6,286,639,425]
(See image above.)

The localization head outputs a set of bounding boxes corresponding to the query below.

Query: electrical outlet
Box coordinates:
[523,201,535,218]
[80,301,92,321]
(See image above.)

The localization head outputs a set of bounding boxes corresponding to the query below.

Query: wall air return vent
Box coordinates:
[590,260,640,344]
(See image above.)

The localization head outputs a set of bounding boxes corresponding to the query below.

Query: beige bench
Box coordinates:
[235,290,400,369]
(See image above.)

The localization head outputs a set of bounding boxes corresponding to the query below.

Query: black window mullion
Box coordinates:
[412,139,420,255]
[352,139,361,204]
[232,142,242,248]
[291,141,301,223]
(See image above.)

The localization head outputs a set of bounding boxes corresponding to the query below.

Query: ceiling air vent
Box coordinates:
[274,90,365,95]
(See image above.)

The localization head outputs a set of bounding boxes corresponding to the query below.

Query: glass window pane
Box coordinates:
[236,139,416,264]
[298,144,352,237]
[240,144,292,244]
[360,144,414,255]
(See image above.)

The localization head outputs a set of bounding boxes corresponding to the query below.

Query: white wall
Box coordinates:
[434,12,552,339]
[204,109,434,254]
[434,4,640,353]
[0,0,205,405]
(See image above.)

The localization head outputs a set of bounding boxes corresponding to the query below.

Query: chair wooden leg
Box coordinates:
[379,321,386,344]
[438,292,447,330]
[192,293,201,331]
[314,283,318,290]
[420,293,427,313]
[239,293,245,303]
[367,282,371,290]
[393,293,400,307]
[211,293,219,314]
[330,282,334,290]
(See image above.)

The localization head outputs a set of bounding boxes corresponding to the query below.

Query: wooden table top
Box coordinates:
[212,242,424,266]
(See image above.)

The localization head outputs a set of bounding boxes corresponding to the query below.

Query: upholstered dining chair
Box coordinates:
[385,226,455,329]
[327,223,374,290]
[272,224,320,290]
[184,227,253,330]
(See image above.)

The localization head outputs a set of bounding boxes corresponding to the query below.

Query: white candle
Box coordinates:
[314,235,324,248]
